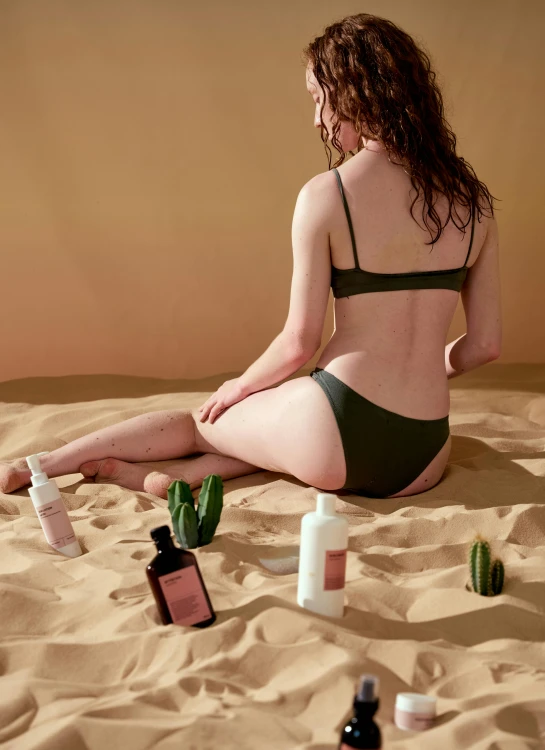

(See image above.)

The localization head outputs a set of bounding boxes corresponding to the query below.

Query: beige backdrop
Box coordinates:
[1,0,543,383]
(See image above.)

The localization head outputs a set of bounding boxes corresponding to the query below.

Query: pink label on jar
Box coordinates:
[158,567,212,626]
[37,498,76,549]
[324,548,347,591]
[395,707,435,730]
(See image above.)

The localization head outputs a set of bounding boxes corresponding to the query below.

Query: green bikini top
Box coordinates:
[331,167,476,298]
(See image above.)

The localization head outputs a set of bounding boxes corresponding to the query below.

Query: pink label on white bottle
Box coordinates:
[37,498,76,549]
[158,567,212,626]
[324,548,347,591]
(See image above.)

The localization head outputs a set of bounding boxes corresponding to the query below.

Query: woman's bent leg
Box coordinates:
[80,452,263,498]
[157,453,262,490]
[0,409,197,493]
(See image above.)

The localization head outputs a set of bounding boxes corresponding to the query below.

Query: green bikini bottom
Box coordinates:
[309,367,450,498]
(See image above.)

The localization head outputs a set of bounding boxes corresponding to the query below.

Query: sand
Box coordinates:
[0,363,544,749]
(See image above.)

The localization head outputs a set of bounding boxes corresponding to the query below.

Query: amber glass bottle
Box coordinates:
[146,525,216,628]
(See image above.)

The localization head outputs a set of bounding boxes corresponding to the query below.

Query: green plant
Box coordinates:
[196,474,224,546]
[167,478,194,517]
[167,474,224,549]
[171,501,199,549]
[468,535,505,596]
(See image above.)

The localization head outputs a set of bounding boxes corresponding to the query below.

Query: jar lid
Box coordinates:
[395,693,436,714]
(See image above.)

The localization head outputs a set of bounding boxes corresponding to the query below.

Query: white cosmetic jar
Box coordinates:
[394,693,436,730]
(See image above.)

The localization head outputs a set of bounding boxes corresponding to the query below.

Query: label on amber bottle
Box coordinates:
[158,567,212,626]
[324,548,347,591]
[37,499,76,549]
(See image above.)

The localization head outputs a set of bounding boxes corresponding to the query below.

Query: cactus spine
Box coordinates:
[469,536,505,596]
[166,476,224,549]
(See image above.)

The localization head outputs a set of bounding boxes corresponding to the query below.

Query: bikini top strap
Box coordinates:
[332,168,360,269]
[463,202,476,267]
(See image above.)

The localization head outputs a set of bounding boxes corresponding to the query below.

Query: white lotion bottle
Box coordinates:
[26,452,82,557]
[297,493,348,617]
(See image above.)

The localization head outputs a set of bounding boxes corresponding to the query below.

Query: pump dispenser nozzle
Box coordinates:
[26,451,50,487]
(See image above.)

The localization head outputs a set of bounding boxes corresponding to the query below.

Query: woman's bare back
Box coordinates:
[316,146,489,420]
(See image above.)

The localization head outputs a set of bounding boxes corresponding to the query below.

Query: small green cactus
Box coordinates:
[167,475,223,549]
[167,478,194,517]
[490,558,505,596]
[197,474,224,546]
[172,501,199,549]
[468,535,505,596]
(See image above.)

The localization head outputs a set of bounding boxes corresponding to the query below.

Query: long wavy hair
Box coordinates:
[302,13,498,245]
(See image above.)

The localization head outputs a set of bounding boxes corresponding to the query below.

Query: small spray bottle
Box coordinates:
[339,674,381,749]
[26,452,82,557]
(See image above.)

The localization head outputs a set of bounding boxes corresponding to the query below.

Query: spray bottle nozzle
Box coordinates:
[356,674,379,703]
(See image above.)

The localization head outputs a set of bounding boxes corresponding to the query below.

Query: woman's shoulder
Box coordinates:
[295,170,341,219]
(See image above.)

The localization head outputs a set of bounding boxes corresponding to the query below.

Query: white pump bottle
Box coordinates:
[297,493,348,618]
[26,452,82,557]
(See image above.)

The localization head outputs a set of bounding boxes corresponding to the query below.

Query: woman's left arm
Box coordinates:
[238,330,317,397]
[199,174,332,423]
[197,334,311,424]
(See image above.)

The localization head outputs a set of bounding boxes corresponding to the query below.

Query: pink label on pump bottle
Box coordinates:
[37,498,76,549]
[324,548,347,590]
[158,567,212,626]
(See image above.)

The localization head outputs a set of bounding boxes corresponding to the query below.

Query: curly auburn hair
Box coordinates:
[302,13,498,245]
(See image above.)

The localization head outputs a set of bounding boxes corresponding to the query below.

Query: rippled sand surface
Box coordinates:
[1,364,544,749]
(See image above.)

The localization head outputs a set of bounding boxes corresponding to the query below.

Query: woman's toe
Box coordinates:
[143,471,176,498]
[0,461,32,494]
[79,460,102,478]
[79,458,121,480]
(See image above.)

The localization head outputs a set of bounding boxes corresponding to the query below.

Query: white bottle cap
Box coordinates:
[316,493,337,516]
[395,693,436,715]
[26,451,50,488]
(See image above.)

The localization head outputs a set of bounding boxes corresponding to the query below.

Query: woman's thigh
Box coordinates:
[191,375,347,491]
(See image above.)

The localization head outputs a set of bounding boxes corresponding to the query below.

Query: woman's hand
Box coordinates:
[197,378,249,424]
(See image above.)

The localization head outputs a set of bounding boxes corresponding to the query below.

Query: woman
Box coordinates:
[1,13,501,499]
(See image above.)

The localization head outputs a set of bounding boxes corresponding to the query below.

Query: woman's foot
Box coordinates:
[80,458,179,499]
[0,459,32,494]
